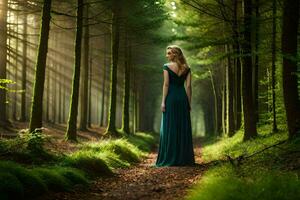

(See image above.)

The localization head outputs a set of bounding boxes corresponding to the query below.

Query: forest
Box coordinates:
[0,0,300,199]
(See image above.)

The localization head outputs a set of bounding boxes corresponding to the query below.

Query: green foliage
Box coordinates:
[127,132,157,152]
[0,161,89,198]
[31,168,72,192]
[0,79,15,91]
[0,132,156,198]
[62,151,113,176]
[82,138,143,163]
[0,130,56,164]
[186,166,300,200]
[50,167,88,185]
[22,129,47,154]
[187,123,300,200]
[102,139,141,163]
[201,125,288,162]
[0,172,24,200]
[96,151,130,168]
[0,161,47,198]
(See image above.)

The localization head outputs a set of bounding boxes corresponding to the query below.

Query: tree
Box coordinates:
[271,0,278,132]
[241,0,258,141]
[105,1,121,136]
[79,2,90,131]
[20,13,28,122]
[65,0,84,141]
[281,0,300,138]
[0,0,8,126]
[29,0,52,133]
[121,28,131,135]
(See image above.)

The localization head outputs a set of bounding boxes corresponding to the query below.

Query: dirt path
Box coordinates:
[39,140,206,200]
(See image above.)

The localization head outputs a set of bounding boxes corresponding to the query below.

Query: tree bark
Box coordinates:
[253,0,259,123]
[29,0,52,133]
[121,28,131,134]
[105,1,121,136]
[226,44,235,136]
[232,0,242,131]
[242,0,258,141]
[79,2,89,131]
[100,37,107,127]
[0,0,8,125]
[281,0,300,138]
[20,13,28,122]
[65,0,84,141]
[271,0,278,132]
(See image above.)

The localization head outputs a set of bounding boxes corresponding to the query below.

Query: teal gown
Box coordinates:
[155,64,195,167]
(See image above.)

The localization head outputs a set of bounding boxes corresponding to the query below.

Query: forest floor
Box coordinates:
[38,138,207,200]
[1,122,208,200]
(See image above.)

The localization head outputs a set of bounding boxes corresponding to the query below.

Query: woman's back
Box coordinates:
[155,63,194,167]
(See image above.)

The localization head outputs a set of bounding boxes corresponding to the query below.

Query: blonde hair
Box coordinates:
[166,45,189,72]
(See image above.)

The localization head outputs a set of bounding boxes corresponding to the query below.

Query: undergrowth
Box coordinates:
[186,124,300,200]
[0,131,157,199]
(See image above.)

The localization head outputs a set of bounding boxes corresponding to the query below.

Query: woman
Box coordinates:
[155,45,195,167]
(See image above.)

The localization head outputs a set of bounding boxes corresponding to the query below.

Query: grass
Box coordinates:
[186,123,300,200]
[186,165,300,200]
[0,131,157,199]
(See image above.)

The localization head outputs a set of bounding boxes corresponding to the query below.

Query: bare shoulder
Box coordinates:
[167,62,177,67]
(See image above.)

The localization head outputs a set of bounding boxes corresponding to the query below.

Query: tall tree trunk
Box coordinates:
[65,0,84,141]
[79,3,89,130]
[226,44,235,136]
[232,0,242,131]
[46,68,50,122]
[88,48,92,128]
[281,0,300,138]
[253,0,259,123]
[29,0,52,133]
[105,1,121,136]
[62,65,66,123]
[100,40,107,127]
[0,0,8,126]
[208,68,218,135]
[53,63,57,123]
[20,13,28,122]
[222,65,227,136]
[121,29,130,134]
[58,64,62,124]
[13,13,19,121]
[271,0,278,132]
[242,0,258,141]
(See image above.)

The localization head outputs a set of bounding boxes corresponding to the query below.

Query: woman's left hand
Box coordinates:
[161,102,166,112]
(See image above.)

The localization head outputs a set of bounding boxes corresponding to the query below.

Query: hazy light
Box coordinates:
[171,1,176,6]
[155,1,160,4]
[172,5,176,10]
[27,1,38,6]
[171,12,176,17]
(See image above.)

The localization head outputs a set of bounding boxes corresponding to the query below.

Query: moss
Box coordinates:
[52,167,88,185]
[63,152,113,177]
[31,168,71,192]
[0,172,24,200]
[0,161,47,197]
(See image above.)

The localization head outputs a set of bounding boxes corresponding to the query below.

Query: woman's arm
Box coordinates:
[185,70,192,110]
[161,70,169,112]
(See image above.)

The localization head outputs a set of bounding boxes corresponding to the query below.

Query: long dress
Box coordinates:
[155,63,195,167]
